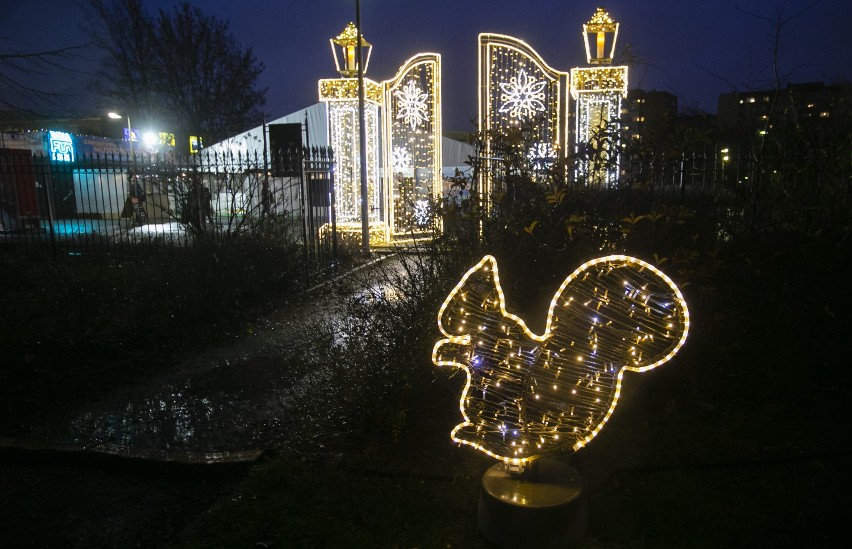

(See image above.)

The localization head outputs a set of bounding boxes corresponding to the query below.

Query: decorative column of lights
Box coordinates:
[319,22,387,245]
[478,34,569,202]
[570,7,628,188]
[433,255,689,464]
[382,53,442,238]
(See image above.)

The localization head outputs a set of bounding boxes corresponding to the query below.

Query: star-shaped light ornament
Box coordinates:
[498,69,547,119]
[433,255,689,464]
[394,80,429,131]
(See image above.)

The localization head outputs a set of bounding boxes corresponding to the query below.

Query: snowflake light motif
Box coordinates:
[498,69,547,119]
[527,142,556,167]
[394,80,429,131]
[391,146,412,171]
[413,199,431,227]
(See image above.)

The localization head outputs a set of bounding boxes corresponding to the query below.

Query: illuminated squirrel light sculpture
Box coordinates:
[433,255,689,464]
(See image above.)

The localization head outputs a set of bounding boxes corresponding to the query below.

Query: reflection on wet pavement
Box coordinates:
[55,255,411,459]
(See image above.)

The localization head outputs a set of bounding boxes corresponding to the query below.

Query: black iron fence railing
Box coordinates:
[1,146,337,267]
[470,146,850,240]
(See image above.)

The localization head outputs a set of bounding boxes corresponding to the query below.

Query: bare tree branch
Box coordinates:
[0,39,89,112]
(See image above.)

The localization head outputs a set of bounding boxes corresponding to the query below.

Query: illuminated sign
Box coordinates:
[189,135,202,153]
[159,132,175,147]
[123,128,141,143]
[48,131,74,162]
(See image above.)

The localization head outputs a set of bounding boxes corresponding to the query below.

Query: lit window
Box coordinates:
[807,103,815,108]
[820,112,830,118]
[748,97,756,103]
[763,96,769,102]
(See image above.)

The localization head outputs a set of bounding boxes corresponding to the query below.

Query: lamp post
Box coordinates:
[320,20,384,248]
[329,15,373,253]
[571,8,628,188]
[108,112,133,156]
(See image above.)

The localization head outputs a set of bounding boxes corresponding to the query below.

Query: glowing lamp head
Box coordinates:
[330,22,372,77]
[583,7,619,65]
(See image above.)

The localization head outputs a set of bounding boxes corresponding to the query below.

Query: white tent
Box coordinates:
[201,103,328,160]
[204,103,475,175]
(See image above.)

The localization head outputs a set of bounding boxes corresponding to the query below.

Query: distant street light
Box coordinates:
[142,131,158,148]
[108,112,133,155]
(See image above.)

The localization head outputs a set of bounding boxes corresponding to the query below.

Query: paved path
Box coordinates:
[3,252,403,465]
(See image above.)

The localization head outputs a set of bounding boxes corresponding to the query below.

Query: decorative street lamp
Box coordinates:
[319,22,386,246]
[571,7,628,188]
[330,21,372,78]
[582,6,619,65]
[108,112,133,155]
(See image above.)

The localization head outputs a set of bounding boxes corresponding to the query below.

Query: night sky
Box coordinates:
[2,0,850,132]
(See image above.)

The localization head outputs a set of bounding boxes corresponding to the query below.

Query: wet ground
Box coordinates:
[1,249,848,547]
[6,254,398,459]
[0,254,413,546]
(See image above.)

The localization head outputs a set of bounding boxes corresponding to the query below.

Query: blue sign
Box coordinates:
[48,131,74,162]
[123,128,141,143]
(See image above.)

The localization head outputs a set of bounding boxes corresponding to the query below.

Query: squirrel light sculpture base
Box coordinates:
[477,458,587,548]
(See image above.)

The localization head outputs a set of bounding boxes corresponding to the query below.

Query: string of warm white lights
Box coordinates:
[324,98,382,223]
[479,35,566,145]
[571,7,628,188]
[382,54,441,236]
[478,34,569,201]
[433,255,689,464]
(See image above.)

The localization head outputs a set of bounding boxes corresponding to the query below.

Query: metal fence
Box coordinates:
[472,144,850,240]
[1,146,338,265]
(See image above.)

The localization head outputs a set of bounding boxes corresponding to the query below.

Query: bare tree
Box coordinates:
[86,0,158,127]
[153,3,266,143]
[86,0,266,144]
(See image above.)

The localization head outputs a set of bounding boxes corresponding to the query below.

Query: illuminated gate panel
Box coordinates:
[383,53,441,237]
[478,34,569,197]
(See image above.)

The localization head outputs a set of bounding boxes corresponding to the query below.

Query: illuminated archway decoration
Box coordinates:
[479,34,569,199]
[432,255,689,464]
[382,53,441,237]
[571,8,628,188]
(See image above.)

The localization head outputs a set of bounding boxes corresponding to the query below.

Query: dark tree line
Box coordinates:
[87,0,266,145]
